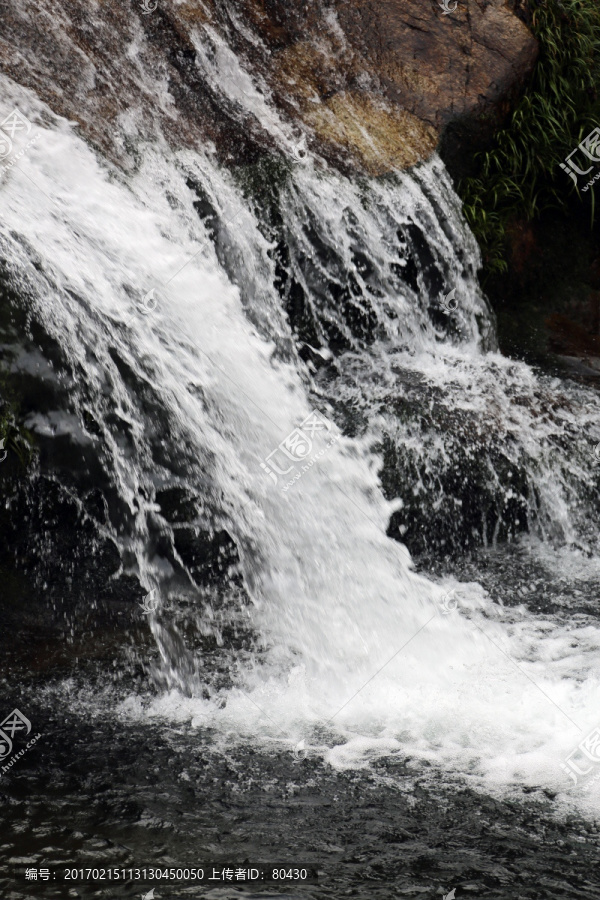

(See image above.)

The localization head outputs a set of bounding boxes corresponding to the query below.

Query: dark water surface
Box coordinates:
[2,590,600,900]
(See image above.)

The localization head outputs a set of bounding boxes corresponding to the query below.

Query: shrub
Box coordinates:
[459,0,600,276]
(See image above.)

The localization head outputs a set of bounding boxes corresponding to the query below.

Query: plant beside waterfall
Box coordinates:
[459,0,600,276]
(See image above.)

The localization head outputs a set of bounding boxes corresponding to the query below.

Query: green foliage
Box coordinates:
[459,0,600,277]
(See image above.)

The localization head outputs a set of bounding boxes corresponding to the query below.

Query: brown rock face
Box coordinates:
[227,0,538,172]
[334,0,538,131]
[0,0,537,176]
[302,92,438,176]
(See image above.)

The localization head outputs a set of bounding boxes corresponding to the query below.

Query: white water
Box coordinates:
[2,75,600,811]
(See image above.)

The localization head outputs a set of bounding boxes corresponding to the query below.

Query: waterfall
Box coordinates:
[2,65,600,808]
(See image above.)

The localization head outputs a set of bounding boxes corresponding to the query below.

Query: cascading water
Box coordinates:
[1,29,600,828]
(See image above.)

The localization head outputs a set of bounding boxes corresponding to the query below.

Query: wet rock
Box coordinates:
[302,90,438,177]
[0,470,147,674]
[0,0,537,177]
[173,527,240,586]
[334,0,538,132]
[380,398,531,560]
[546,314,600,360]
[240,0,538,172]
[156,486,203,525]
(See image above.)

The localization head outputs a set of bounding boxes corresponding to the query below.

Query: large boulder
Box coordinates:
[0,0,537,175]
[232,0,538,172]
[334,0,538,131]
